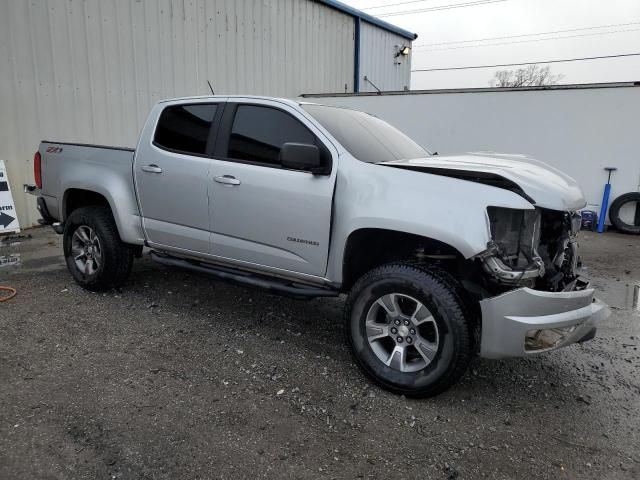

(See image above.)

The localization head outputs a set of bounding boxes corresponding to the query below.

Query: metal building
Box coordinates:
[0,0,416,228]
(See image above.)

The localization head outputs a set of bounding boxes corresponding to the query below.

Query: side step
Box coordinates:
[150,251,339,299]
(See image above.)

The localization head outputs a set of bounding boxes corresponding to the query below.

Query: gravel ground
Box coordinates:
[1,228,639,480]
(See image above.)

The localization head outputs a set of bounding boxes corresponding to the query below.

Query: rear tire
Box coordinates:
[345,263,473,397]
[63,206,134,291]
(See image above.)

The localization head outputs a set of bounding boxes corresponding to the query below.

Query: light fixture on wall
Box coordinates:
[395,45,411,58]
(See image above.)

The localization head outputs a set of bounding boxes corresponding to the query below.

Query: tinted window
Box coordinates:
[301,104,429,163]
[154,104,217,155]
[227,105,316,166]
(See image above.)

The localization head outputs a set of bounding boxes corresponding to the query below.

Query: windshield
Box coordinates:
[301,104,430,163]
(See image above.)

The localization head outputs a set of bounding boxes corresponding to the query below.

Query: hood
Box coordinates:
[379,152,586,211]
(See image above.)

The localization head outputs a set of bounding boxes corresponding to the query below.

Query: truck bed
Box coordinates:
[38,140,144,244]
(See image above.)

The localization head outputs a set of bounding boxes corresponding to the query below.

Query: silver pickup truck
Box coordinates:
[26,95,609,396]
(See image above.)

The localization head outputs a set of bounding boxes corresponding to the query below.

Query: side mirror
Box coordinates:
[279,142,322,173]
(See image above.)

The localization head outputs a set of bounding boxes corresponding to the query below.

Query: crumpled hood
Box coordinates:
[380,152,586,211]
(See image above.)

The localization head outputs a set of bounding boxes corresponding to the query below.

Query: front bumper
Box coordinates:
[479,285,610,358]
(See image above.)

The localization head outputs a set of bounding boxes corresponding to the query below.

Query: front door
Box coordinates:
[134,101,222,254]
[208,100,337,277]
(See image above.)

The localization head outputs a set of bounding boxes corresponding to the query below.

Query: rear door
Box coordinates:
[208,99,337,277]
[134,101,224,254]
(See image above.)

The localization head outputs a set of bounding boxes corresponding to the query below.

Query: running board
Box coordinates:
[150,251,339,299]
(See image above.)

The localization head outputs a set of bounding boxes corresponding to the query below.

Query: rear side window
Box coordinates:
[154,104,217,155]
[227,105,316,166]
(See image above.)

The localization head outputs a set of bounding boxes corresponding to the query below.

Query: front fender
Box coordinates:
[325,155,534,284]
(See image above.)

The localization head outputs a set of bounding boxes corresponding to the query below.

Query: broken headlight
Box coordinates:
[479,207,545,285]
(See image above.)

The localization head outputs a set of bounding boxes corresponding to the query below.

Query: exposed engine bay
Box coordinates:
[380,159,589,295]
[479,207,584,292]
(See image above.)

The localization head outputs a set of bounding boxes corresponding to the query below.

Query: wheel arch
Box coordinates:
[63,188,111,219]
[61,184,144,246]
[340,228,466,291]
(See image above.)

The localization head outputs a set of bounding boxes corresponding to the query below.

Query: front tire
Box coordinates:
[345,263,473,397]
[63,206,133,291]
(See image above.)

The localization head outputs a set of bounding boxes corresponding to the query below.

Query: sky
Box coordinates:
[342,0,640,89]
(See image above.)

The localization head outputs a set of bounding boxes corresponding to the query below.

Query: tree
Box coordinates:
[489,64,564,87]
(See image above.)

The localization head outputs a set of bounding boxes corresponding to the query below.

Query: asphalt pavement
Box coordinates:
[1,227,639,479]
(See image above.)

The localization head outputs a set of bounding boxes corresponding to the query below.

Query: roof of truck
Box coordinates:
[158,95,364,113]
[158,95,297,103]
[158,95,331,111]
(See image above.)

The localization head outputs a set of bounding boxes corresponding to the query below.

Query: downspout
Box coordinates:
[353,17,360,93]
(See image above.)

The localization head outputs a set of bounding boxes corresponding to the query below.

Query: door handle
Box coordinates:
[214,175,241,186]
[141,164,162,173]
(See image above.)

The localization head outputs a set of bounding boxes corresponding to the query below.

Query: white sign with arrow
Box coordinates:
[0,160,20,234]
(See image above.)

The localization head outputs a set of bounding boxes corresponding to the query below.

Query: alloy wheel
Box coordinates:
[365,293,440,373]
[71,225,102,276]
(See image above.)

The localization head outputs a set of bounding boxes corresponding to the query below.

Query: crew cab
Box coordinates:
[25,96,610,396]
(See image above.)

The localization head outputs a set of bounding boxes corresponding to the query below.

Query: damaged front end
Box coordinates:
[471,206,609,358]
[477,206,584,292]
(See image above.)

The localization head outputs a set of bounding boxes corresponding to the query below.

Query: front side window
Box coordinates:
[227,105,316,166]
[154,104,217,155]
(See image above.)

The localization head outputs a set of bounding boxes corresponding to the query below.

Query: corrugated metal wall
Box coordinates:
[358,20,411,93]
[0,0,358,227]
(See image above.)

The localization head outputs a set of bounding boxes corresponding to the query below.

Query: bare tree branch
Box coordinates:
[489,64,564,87]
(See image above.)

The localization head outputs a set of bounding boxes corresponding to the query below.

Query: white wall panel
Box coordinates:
[358,20,411,93]
[0,0,357,227]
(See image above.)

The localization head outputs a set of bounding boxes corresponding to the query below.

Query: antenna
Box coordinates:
[207,80,215,95]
